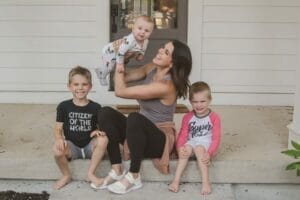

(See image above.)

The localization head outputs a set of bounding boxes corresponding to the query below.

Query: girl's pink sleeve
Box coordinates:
[207,112,221,157]
[176,112,193,149]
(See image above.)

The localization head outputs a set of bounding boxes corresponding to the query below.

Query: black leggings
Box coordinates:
[97,106,166,173]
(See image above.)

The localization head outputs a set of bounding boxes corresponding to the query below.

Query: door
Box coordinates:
[109,0,188,90]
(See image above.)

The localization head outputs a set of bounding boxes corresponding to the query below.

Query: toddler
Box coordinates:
[169,81,221,195]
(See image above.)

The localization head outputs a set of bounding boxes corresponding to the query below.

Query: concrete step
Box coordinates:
[0,104,298,184]
[0,158,299,184]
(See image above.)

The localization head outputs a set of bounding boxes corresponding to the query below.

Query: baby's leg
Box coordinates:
[194,145,211,195]
[96,53,115,86]
[53,142,72,190]
[169,145,193,193]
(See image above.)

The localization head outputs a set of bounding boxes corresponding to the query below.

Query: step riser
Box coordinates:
[1,159,299,183]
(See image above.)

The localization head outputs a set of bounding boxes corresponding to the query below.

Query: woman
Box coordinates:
[97,40,192,194]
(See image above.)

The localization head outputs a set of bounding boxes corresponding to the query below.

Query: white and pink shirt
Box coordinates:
[176,110,221,157]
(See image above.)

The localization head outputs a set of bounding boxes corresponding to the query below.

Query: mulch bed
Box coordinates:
[0,191,49,200]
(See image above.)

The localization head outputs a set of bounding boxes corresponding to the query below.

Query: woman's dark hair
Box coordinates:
[169,40,192,99]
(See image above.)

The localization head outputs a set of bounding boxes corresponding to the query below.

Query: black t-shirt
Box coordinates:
[56,99,101,148]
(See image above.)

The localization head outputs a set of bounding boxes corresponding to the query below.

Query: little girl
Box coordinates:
[169,81,221,195]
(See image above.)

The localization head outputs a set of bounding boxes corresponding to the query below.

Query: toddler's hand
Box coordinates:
[90,130,106,137]
[201,152,211,165]
[116,63,125,73]
[178,146,190,158]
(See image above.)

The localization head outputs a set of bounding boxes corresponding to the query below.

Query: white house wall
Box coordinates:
[0,0,298,105]
[0,0,109,104]
[189,0,298,105]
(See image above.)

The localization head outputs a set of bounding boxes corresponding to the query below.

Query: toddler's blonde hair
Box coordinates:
[189,81,212,101]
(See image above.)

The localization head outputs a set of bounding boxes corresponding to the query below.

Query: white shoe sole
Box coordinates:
[90,182,107,190]
[108,183,143,194]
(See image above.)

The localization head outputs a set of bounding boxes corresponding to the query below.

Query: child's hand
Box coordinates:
[201,152,211,165]
[178,146,190,159]
[55,138,66,151]
[116,63,125,73]
[90,130,106,137]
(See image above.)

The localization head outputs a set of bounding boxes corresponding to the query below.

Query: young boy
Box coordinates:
[169,81,221,195]
[53,66,107,190]
[95,15,154,86]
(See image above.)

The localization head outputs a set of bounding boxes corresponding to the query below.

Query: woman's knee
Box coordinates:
[97,106,115,120]
[126,112,142,136]
[127,112,141,124]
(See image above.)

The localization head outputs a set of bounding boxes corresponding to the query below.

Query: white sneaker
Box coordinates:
[90,169,126,190]
[107,172,143,194]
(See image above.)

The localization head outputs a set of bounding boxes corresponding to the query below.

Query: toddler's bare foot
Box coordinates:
[201,182,211,195]
[88,173,104,188]
[54,176,71,190]
[168,180,180,193]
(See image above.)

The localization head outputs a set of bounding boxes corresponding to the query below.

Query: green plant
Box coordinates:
[281,140,300,176]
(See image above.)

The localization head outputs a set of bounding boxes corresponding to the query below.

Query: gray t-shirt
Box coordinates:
[137,68,176,123]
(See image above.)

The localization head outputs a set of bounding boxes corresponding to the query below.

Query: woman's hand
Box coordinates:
[135,53,144,61]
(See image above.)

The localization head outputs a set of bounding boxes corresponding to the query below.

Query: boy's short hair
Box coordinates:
[134,15,154,25]
[189,81,212,100]
[68,66,92,85]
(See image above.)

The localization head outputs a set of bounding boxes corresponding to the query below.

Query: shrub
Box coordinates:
[281,140,300,176]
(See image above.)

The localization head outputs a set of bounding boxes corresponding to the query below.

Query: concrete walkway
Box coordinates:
[0,180,236,200]
[0,104,298,185]
[1,180,299,200]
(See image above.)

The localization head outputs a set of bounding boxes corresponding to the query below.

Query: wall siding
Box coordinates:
[0,0,104,104]
[0,0,297,105]
[198,0,297,105]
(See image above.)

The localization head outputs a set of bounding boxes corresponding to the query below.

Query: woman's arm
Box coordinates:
[122,62,156,83]
[114,65,174,100]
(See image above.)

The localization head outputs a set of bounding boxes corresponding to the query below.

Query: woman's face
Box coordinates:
[152,42,174,67]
